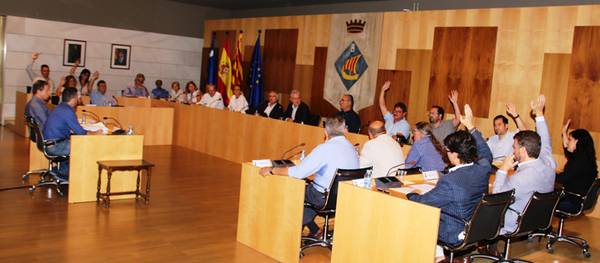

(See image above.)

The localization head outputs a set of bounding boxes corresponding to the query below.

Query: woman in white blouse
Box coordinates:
[170,81,185,103]
[183,81,201,104]
[228,85,249,113]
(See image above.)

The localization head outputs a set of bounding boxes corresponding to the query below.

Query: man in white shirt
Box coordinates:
[199,84,224,109]
[487,103,527,160]
[228,85,248,112]
[360,121,405,178]
[26,52,55,93]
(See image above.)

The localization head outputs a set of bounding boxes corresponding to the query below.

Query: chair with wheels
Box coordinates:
[438,190,515,262]
[299,167,372,257]
[531,179,600,258]
[23,115,49,180]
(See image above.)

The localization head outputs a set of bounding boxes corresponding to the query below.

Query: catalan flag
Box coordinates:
[231,31,244,99]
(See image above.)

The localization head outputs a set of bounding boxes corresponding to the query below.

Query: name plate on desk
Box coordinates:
[423,170,440,181]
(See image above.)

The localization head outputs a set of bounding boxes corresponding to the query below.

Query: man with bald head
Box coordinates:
[359,120,405,178]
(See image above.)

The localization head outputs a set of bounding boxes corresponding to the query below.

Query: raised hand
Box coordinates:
[91,71,100,80]
[448,90,459,105]
[530,94,546,116]
[505,102,518,118]
[32,52,40,61]
[460,104,475,130]
[562,119,571,135]
[382,81,391,92]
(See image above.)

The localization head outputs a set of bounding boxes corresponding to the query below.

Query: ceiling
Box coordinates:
[170,0,385,10]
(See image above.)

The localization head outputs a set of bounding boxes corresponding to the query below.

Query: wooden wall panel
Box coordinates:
[292,65,313,107]
[396,49,432,125]
[358,70,411,131]
[310,47,338,118]
[540,53,571,154]
[565,26,600,132]
[428,27,497,118]
[263,29,298,94]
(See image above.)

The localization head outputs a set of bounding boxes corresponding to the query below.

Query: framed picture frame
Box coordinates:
[63,39,86,67]
[110,44,131,70]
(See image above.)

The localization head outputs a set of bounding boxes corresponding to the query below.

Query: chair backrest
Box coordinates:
[513,190,562,236]
[25,116,46,152]
[25,115,37,143]
[582,178,600,212]
[321,167,373,211]
[462,190,515,245]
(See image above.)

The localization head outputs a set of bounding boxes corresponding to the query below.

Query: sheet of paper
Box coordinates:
[422,170,439,181]
[252,159,272,167]
[388,187,415,195]
[410,184,435,194]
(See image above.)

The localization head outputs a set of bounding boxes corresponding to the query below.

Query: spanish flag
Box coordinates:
[217,39,232,105]
[231,31,244,100]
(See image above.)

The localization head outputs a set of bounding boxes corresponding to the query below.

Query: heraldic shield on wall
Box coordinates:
[335,41,368,91]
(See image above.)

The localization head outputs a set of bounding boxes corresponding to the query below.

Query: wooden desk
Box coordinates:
[69,135,144,203]
[114,96,152,107]
[331,182,440,263]
[76,106,173,145]
[237,163,305,263]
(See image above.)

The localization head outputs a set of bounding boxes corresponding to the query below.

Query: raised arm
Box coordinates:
[561,119,571,149]
[461,104,492,164]
[506,102,527,131]
[26,52,39,80]
[449,90,461,127]
[531,94,556,170]
[379,81,391,115]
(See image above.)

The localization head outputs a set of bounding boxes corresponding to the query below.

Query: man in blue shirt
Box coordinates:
[25,80,51,131]
[151,79,170,100]
[379,80,410,141]
[260,115,359,236]
[44,87,99,179]
[90,80,116,105]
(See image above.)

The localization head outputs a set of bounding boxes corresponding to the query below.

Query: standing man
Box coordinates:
[259,116,359,236]
[199,84,225,109]
[379,81,410,141]
[337,94,361,133]
[26,52,55,93]
[25,80,51,131]
[359,121,405,178]
[429,90,461,142]
[486,103,527,160]
[283,90,310,124]
[123,73,149,97]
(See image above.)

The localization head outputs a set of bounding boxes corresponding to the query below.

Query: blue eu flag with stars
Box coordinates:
[247,33,263,110]
[207,32,217,85]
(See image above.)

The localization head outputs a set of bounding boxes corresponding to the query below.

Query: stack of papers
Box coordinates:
[252,159,272,167]
[81,122,109,134]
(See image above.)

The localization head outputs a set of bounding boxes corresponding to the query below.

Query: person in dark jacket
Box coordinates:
[557,120,598,213]
[337,94,361,133]
[254,90,284,119]
[407,104,492,262]
[283,89,310,124]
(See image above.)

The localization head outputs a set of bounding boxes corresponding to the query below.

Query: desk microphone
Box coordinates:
[281,143,306,159]
[385,161,418,177]
[287,150,305,160]
[112,96,120,106]
[81,109,100,122]
[102,116,123,130]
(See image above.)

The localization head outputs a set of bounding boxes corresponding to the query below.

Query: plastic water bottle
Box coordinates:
[127,125,134,135]
[300,150,305,161]
[363,170,372,188]
[81,115,86,124]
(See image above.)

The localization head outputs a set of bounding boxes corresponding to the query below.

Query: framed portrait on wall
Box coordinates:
[63,39,86,67]
[110,44,131,69]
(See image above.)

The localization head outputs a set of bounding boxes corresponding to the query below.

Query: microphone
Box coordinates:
[385,161,418,177]
[112,96,120,106]
[287,150,305,160]
[81,109,100,122]
[102,116,123,130]
[281,143,306,159]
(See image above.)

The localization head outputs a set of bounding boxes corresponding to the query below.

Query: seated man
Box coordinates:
[486,95,557,254]
[379,81,410,141]
[259,116,359,236]
[90,80,116,105]
[360,121,405,178]
[337,94,361,133]
[486,103,527,160]
[407,104,492,262]
[199,84,225,109]
[283,89,310,124]
[25,80,51,131]
[228,85,249,112]
[151,79,170,100]
[43,87,100,179]
[254,90,284,119]
[122,73,149,97]
[429,90,461,143]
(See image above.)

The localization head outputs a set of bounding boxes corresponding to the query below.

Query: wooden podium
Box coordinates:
[236,163,305,263]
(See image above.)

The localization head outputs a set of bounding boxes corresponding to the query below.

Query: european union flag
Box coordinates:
[247,33,263,110]
[207,32,218,85]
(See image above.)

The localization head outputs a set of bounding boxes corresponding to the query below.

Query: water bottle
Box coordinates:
[363,170,372,189]
[127,125,134,135]
[81,115,86,124]
[300,150,305,161]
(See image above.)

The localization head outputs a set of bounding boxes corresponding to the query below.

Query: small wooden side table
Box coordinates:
[97,160,155,207]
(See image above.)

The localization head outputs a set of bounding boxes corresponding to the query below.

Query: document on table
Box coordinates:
[81,122,109,134]
[389,183,436,195]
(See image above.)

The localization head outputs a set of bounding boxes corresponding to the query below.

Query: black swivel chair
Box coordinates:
[25,116,70,195]
[475,190,562,263]
[23,115,49,180]
[299,167,372,257]
[531,179,600,258]
[438,190,515,262]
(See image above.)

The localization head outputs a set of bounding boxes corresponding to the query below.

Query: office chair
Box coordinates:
[474,190,562,263]
[299,167,372,257]
[531,179,599,258]
[25,116,69,196]
[23,115,49,180]
[438,190,515,262]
